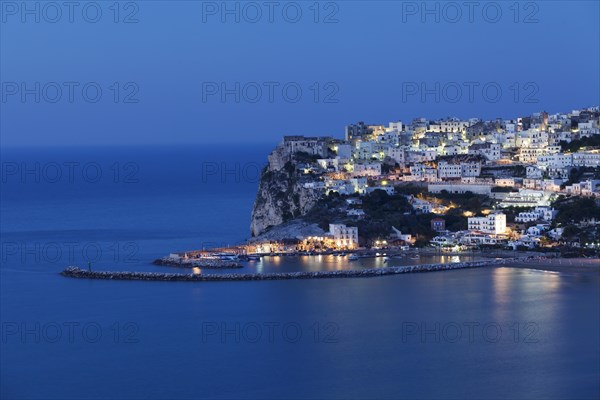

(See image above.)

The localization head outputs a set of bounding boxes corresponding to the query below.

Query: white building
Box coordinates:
[324,177,368,195]
[459,231,504,246]
[469,143,501,161]
[565,179,600,196]
[329,224,359,249]
[437,161,461,178]
[408,196,434,213]
[495,178,515,187]
[461,162,481,177]
[351,162,382,177]
[468,213,507,235]
[573,150,600,167]
[439,119,470,133]
[498,189,552,208]
[526,166,543,179]
[515,207,557,223]
[386,147,405,164]
[526,224,549,237]
[355,141,386,160]
[388,121,403,132]
[406,149,437,163]
[317,158,339,171]
[334,144,352,159]
[540,179,563,192]
[537,153,573,169]
[437,161,481,179]
[392,226,413,243]
[481,143,502,161]
[523,178,541,189]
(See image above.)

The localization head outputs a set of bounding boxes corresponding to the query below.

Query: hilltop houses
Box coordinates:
[260,106,600,250]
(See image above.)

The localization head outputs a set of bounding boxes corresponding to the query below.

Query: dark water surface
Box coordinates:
[2,146,599,399]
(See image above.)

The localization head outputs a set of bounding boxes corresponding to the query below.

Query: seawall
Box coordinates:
[60,258,527,282]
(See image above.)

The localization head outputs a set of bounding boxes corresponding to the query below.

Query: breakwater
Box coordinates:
[60,258,529,282]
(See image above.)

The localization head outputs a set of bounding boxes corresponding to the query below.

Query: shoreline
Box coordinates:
[500,257,600,274]
[61,258,530,283]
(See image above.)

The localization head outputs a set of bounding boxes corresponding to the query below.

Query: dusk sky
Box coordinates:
[1,1,599,147]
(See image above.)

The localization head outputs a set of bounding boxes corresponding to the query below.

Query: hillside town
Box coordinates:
[246,106,600,256]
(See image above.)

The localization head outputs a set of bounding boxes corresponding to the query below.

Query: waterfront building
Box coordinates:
[468,213,507,235]
[329,224,359,249]
[459,231,504,246]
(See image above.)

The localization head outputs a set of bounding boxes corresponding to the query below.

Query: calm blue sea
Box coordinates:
[1,145,599,399]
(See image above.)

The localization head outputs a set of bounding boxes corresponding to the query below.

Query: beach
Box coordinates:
[503,257,600,274]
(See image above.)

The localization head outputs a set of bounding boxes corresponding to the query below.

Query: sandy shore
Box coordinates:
[503,258,600,274]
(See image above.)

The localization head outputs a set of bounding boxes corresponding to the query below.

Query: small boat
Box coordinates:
[213,253,239,261]
[348,254,359,261]
[410,254,420,260]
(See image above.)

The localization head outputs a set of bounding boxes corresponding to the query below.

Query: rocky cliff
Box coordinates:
[250,163,322,237]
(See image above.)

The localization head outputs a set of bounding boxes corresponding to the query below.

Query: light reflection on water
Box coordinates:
[492,267,563,327]
[200,254,485,275]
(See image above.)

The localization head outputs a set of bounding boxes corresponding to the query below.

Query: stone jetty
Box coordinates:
[61,258,532,282]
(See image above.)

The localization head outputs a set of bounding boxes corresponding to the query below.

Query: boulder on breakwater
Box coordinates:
[61,258,526,283]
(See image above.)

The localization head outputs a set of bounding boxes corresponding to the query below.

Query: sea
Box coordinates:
[1,145,599,399]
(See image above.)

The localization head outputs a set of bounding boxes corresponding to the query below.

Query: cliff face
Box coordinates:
[250,165,321,237]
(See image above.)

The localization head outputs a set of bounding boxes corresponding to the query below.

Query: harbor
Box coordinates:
[61,258,521,282]
[151,246,553,275]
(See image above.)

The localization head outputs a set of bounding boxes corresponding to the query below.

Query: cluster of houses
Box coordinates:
[431,207,562,251]
[245,223,359,254]
[262,107,600,250]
